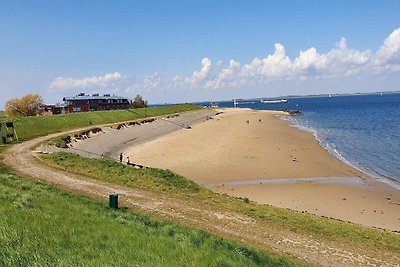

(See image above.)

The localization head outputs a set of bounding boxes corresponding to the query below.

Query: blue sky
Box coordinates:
[1,0,400,108]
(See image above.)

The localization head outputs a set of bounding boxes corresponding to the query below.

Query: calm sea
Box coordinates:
[200,93,400,186]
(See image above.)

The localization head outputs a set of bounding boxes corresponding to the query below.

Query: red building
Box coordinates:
[63,93,131,113]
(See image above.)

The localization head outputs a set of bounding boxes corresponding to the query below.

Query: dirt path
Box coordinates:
[3,112,399,266]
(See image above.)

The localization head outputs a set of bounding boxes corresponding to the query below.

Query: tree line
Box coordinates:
[4,94,148,117]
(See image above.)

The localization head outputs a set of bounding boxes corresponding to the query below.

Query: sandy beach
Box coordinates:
[125,108,400,231]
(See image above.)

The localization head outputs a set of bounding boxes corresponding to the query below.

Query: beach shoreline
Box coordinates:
[126,108,367,183]
[284,114,400,191]
[124,108,400,231]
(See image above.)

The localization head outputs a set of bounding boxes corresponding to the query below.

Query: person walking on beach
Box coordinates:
[119,153,123,162]
[127,157,130,165]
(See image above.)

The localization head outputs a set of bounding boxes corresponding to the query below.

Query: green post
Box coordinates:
[109,194,118,209]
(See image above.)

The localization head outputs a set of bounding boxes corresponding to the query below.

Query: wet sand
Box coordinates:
[125,108,400,231]
[217,180,400,230]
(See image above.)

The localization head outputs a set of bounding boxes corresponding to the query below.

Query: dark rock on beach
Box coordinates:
[284,110,303,116]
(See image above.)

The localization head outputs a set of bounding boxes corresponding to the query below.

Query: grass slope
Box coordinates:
[42,152,400,254]
[0,163,298,267]
[0,104,199,141]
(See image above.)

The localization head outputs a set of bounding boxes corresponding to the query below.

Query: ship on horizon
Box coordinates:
[260,99,288,104]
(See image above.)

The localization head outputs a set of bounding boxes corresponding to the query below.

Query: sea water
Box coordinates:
[204,93,400,186]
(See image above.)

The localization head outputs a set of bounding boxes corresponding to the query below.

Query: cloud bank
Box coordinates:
[178,28,399,90]
[49,72,122,91]
[48,27,400,99]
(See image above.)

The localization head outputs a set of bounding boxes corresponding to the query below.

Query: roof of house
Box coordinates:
[63,93,129,101]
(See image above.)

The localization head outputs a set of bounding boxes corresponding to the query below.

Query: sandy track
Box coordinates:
[3,111,399,266]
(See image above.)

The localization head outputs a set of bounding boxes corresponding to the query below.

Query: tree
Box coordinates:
[5,94,43,117]
[131,95,148,108]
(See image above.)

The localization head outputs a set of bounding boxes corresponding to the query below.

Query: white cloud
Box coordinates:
[143,72,162,91]
[169,57,213,89]
[185,57,212,86]
[240,44,294,82]
[201,32,382,88]
[323,38,372,74]
[49,72,122,91]
[374,28,400,72]
[259,43,293,78]
[175,32,387,91]
[206,59,240,89]
[293,47,326,72]
[47,27,400,101]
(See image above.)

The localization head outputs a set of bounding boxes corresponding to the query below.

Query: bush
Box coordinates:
[5,94,43,117]
[131,95,148,108]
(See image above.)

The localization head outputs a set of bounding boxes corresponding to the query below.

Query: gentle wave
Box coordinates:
[285,115,400,189]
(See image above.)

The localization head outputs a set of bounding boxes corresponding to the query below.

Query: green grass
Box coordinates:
[42,152,400,254]
[0,162,299,266]
[42,152,210,198]
[0,104,199,141]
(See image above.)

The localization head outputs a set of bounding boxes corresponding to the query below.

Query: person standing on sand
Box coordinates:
[119,153,123,162]
[127,157,130,164]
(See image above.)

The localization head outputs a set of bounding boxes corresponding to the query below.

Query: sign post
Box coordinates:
[4,122,18,142]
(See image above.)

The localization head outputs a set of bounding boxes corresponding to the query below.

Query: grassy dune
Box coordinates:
[0,104,199,141]
[42,152,400,254]
[0,162,297,266]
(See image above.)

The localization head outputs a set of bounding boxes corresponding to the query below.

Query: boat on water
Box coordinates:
[260,99,288,104]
